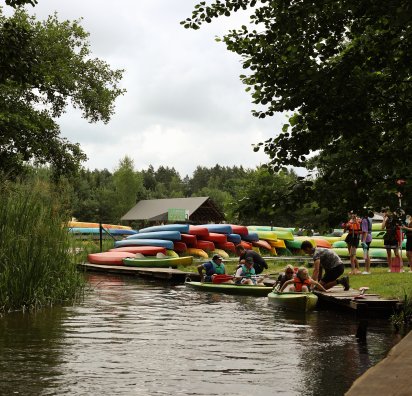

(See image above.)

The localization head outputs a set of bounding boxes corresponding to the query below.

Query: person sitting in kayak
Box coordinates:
[274,264,295,290]
[234,257,265,286]
[197,254,226,282]
[279,267,327,292]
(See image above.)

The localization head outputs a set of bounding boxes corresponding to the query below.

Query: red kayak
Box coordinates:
[88,251,136,265]
[109,246,167,255]
[196,240,215,251]
[173,241,187,252]
[181,233,197,247]
[238,241,253,250]
[189,225,209,237]
[230,225,249,235]
[216,241,236,253]
[198,232,227,244]
[252,240,272,250]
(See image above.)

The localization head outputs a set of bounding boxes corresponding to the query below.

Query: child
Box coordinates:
[280,267,327,292]
[274,264,295,290]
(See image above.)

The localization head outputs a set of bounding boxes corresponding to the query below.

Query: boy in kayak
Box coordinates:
[236,245,268,274]
[301,240,350,291]
[197,254,226,282]
[234,257,265,286]
[279,267,328,292]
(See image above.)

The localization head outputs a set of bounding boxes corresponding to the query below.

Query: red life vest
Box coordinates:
[345,220,361,235]
[293,277,311,292]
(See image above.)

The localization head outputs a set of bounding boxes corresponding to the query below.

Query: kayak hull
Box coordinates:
[268,291,318,312]
[185,281,272,297]
[123,256,193,268]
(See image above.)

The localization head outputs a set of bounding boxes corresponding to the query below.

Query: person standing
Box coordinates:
[343,211,361,274]
[400,214,412,272]
[382,209,402,270]
[360,210,374,274]
[301,240,350,291]
[235,245,268,274]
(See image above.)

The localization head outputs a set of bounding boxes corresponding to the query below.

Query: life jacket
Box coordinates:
[214,263,225,275]
[345,220,361,236]
[293,277,311,292]
[240,264,255,278]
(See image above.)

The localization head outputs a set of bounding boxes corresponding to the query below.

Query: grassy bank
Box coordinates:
[0,180,84,312]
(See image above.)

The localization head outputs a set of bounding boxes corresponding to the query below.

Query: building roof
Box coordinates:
[121,196,225,223]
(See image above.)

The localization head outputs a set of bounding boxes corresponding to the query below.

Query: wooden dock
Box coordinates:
[314,286,400,317]
[78,263,201,282]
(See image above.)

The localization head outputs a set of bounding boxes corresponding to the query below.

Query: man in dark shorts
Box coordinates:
[301,241,350,291]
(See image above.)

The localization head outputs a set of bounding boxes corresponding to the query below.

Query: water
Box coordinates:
[0,273,399,395]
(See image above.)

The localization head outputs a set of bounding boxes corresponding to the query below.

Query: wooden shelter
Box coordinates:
[121,197,225,224]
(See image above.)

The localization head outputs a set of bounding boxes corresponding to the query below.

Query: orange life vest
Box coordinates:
[345,220,361,235]
[293,277,311,292]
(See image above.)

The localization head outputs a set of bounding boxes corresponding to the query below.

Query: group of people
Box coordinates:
[197,245,269,286]
[343,208,412,273]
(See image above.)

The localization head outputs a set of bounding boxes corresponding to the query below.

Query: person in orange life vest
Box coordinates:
[343,211,361,274]
[280,267,327,292]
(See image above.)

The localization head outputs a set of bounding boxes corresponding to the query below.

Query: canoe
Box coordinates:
[114,239,174,249]
[166,249,180,258]
[67,221,131,230]
[252,240,272,251]
[88,251,136,265]
[198,232,227,243]
[196,240,215,251]
[173,242,187,252]
[186,248,209,258]
[268,291,318,312]
[313,238,332,249]
[215,241,236,253]
[185,281,273,297]
[212,249,229,259]
[181,233,197,247]
[126,231,181,241]
[238,241,253,249]
[188,226,209,237]
[68,227,137,235]
[332,247,407,259]
[254,230,278,242]
[333,240,407,249]
[241,232,259,242]
[285,239,302,249]
[109,246,167,255]
[138,224,190,233]
[229,225,249,235]
[123,256,193,268]
[268,240,286,249]
[248,225,295,232]
[227,233,242,244]
[199,224,233,234]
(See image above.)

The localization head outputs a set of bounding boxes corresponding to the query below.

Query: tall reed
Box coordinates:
[0,180,84,312]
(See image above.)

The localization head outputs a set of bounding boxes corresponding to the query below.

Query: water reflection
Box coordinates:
[0,273,398,395]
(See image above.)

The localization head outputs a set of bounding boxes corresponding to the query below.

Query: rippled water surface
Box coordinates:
[0,273,399,395]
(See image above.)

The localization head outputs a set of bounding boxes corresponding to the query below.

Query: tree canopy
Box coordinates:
[0,8,125,177]
[183,0,412,213]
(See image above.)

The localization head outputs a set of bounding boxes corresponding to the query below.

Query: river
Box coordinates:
[0,273,400,395]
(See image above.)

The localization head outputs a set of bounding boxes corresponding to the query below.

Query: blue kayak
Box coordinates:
[241,232,259,242]
[126,231,181,241]
[227,233,241,243]
[114,239,174,249]
[138,224,190,233]
[199,224,233,234]
[68,227,137,235]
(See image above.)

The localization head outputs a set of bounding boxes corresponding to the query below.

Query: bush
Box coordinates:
[0,179,84,312]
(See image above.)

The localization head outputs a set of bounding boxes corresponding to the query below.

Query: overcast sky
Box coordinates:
[15,0,287,177]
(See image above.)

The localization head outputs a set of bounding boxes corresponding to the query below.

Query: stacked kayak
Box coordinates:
[123,256,193,268]
[185,281,273,297]
[268,291,318,312]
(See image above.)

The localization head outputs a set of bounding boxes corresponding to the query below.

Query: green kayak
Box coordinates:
[268,291,318,312]
[185,281,273,297]
[123,256,193,268]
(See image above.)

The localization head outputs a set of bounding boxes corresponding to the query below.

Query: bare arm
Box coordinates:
[280,279,293,292]
[310,279,327,292]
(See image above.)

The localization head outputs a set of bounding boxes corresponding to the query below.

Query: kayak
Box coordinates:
[268,291,318,312]
[138,224,190,233]
[186,248,209,258]
[199,224,233,234]
[67,221,131,230]
[126,231,181,241]
[123,256,193,268]
[109,246,167,255]
[114,239,174,249]
[185,281,273,297]
[88,251,136,265]
[68,227,137,235]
